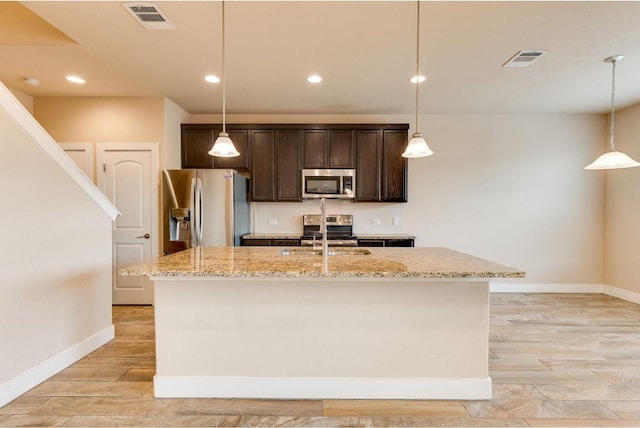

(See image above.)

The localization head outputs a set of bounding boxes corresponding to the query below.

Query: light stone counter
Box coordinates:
[126,247,524,401]
[241,233,302,240]
[120,246,524,279]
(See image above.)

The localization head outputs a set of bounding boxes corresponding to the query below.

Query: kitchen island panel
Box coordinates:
[152,276,491,399]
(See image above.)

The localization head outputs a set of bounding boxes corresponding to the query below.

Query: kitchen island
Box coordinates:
[121,246,524,400]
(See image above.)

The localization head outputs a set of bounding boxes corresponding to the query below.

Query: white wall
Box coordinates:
[406,114,604,284]
[164,98,190,169]
[0,87,115,407]
[604,103,640,295]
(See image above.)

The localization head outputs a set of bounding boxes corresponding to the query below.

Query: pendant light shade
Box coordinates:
[585,55,639,170]
[209,1,239,158]
[585,150,640,170]
[402,1,433,159]
[403,132,433,158]
[209,132,239,157]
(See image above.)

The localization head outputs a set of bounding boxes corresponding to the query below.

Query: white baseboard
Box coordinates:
[603,285,640,305]
[153,376,492,400]
[0,325,114,408]
[490,282,604,293]
[490,282,640,305]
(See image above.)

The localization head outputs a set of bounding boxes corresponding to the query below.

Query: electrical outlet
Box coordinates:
[392,216,400,226]
[268,219,278,225]
[371,219,382,226]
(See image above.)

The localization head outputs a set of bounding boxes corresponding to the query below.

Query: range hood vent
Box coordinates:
[503,50,548,68]
[122,3,175,30]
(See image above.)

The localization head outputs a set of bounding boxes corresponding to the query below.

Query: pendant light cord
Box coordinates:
[221,1,227,135]
[609,59,616,151]
[415,0,420,132]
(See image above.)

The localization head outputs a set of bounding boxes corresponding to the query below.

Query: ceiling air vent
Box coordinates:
[502,50,548,68]
[122,3,175,30]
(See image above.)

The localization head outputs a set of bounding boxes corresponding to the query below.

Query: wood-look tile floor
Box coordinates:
[1,293,640,427]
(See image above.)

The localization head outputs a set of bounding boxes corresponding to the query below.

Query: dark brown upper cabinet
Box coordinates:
[181,123,408,203]
[181,124,249,170]
[303,129,355,169]
[276,129,303,201]
[381,129,408,202]
[181,128,214,169]
[250,128,303,202]
[250,130,276,201]
[355,129,381,202]
[355,125,408,202]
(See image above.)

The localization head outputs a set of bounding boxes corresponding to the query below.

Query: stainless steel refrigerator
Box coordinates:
[162,169,250,255]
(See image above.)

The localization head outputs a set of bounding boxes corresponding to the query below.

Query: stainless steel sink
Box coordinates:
[279,248,371,256]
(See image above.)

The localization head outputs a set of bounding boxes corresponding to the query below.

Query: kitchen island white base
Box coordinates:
[151,276,492,400]
[153,376,491,400]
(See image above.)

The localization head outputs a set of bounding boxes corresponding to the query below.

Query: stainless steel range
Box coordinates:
[301,214,357,247]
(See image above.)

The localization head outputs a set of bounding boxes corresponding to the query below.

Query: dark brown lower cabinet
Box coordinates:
[357,238,414,247]
[241,238,301,246]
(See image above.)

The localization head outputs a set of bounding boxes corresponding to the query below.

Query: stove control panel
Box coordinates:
[303,214,352,226]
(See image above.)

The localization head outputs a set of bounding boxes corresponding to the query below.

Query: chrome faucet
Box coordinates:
[320,198,328,270]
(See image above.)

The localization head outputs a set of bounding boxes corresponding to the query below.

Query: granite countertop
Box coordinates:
[121,247,525,279]
[241,233,416,240]
[242,233,303,240]
[354,233,416,239]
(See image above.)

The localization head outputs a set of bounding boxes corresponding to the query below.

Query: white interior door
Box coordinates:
[59,142,95,182]
[97,143,159,305]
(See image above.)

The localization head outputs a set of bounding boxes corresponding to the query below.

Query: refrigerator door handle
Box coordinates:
[189,177,197,246]
[194,178,204,246]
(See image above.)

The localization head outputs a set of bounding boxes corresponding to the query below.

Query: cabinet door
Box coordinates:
[385,239,414,247]
[381,130,408,202]
[329,130,355,168]
[303,129,328,168]
[250,130,276,201]
[276,130,302,201]
[357,239,385,247]
[355,130,381,201]
[241,238,271,246]
[271,239,301,246]
[213,129,249,170]
[182,129,214,168]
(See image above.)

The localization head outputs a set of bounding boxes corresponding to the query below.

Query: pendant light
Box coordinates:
[208,1,239,158]
[585,55,639,170]
[402,0,433,159]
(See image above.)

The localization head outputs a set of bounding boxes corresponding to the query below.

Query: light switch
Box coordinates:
[268,219,278,225]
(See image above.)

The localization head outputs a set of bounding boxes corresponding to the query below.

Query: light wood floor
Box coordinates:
[1,293,640,427]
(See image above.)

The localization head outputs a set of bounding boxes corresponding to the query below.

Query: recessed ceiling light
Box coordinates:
[307,74,322,84]
[409,75,426,84]
[66,75,86,84]
[205,75,220,83]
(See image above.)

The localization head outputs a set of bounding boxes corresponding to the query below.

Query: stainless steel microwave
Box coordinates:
[302,169,355,199]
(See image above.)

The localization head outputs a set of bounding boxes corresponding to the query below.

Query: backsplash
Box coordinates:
[251,200,406,235]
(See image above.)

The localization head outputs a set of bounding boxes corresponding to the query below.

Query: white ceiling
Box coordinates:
[3,1,640,115]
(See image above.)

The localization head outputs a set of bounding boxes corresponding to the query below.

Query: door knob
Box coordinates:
[137,233,150,239]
